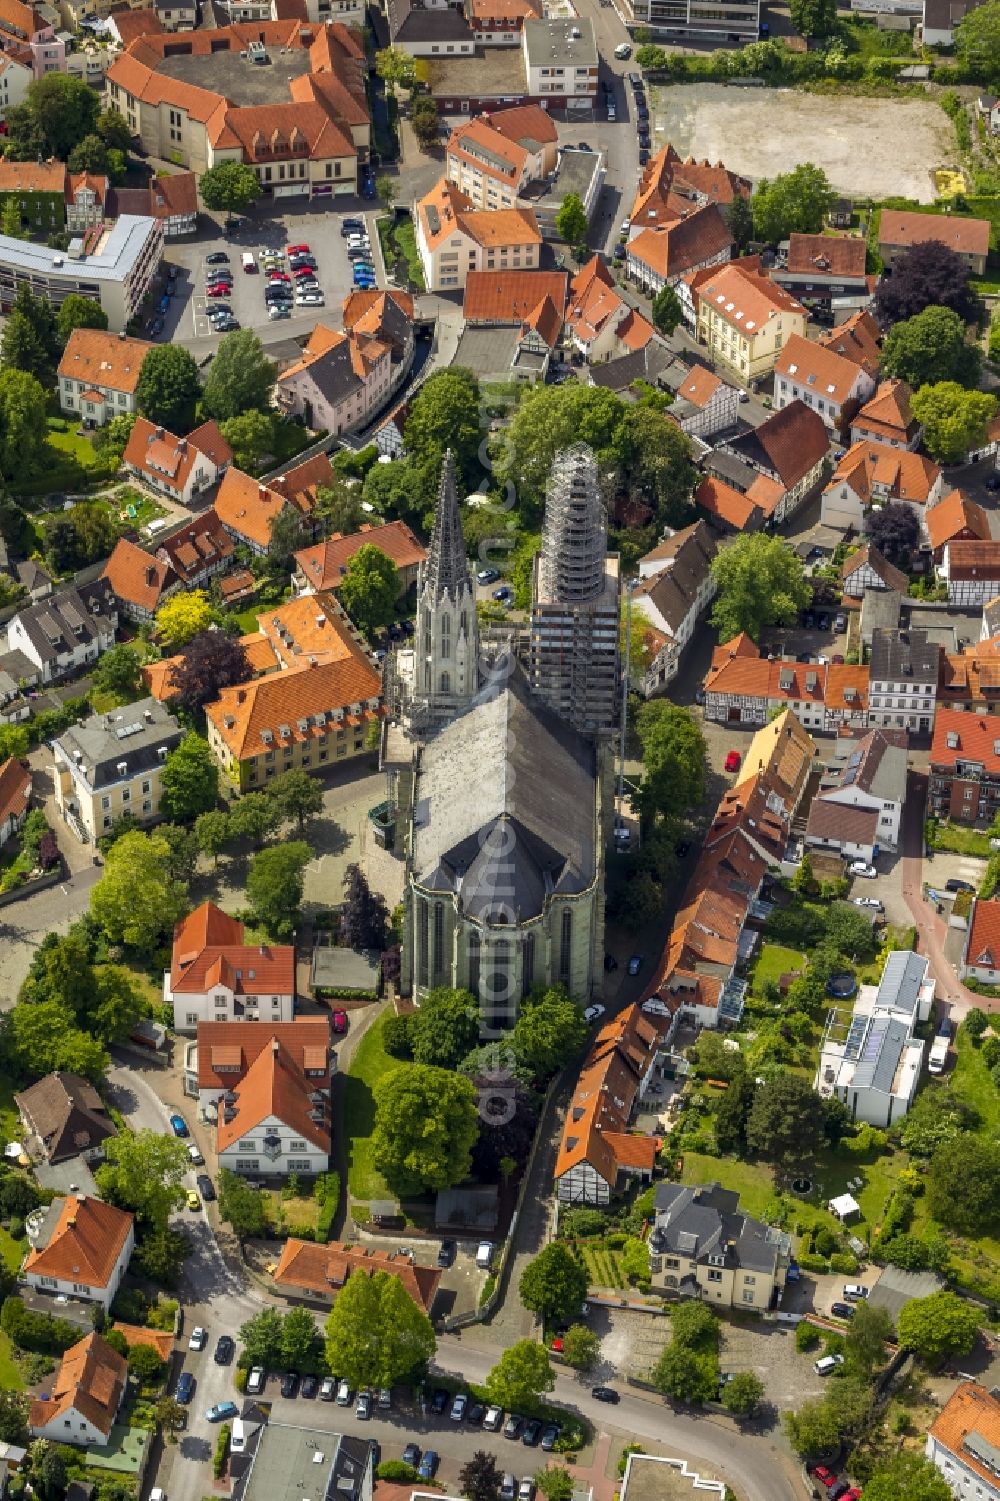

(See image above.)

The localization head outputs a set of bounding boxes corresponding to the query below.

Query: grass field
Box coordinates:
[0,1076,20,1144]
[0,1331,22,1391]
[578,1242,629,1289]
[927,819,993,857]
[343,1010,399,1202]
[750,943,806,994]
[0,1225,26,1275]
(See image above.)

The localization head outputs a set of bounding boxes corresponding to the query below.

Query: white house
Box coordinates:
[215,1032,332,1179]
[927,1382,1000,1501]
[804,728,906,860]
[6,580,118,685]
[773,332,876,434]
[941,541,1000,608]
[669,366,739,441]
[166,902,295,1033]
[21,1195,134,1311]
[961,898,1000,985]
[820,442,945,533]
[57,328,154,427]
[815,950,932,1128]
[30,1334,127,1448]
[631,521,717,693]
[868,628,940,735]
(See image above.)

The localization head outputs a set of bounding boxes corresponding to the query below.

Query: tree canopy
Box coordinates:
[56,295,108,343]
[408,987,480,1069]
[746,1073,828,1169]
[927,1134,1000,1234]
[910,382,998,464]
[751,163,836,243]
[5,73,99,161]
[788,0,836,35]
[0,368,48,480]
[170,629,252,712]
[220,410,274,473]
[339,544,399,632]
[341,863,389,950]
[865,500,919,559]
[862,1454,952,1501]
[710,532,811,641]
[519,1243,589,1325]
[95,1128,189,1231]
[160,734,220,822]
[896,1290,980,1367]
[510,987,588,1084]
[484,1340,554,1412]
[555,193,589,249]
[880,305,980,389]
[246,841,312,938]
[198,161,261,219]
[404,368,483,487]
[136,345,201,433]
[371,1064,479,1193]
[156,590,215,650]
[874,239,975,326]
[323,1268,436,1388]
[955,0,1000,77]
[651,284,683,337]
[492,384,626,521]
[635,699,706,822]
[91,830,188,952]
[203,329,275,421]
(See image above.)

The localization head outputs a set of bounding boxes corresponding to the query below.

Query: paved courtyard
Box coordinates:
[652,83,952,200]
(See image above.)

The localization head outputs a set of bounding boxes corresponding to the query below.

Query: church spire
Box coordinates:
[423,449,468,599]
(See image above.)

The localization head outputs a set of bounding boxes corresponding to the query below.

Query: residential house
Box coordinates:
[703,636,869,733]
[818,308,882,379]
[629,521,717,693]
[922,0,985,46]
[109,170,198,236]
[770,231,869,306]
[272,1239,442,1311]
[0,160,67,235]
[7,580,117,685]
[0,669,30,728]
[925,490,990,564]
[816,949,932,1127]
[215,1032,331,1178]
[276,324,394,438]
[341,288,415,366]
[706,400,830,526]
[930,708,1000,825]
[564,255,654,363]
[57,328,154,427]
[878,208,990,275]
[29,1334,127,1448]
[963,899,1000,984]
[414,177,541,292]
[648,1182,791,1310]
[102,538,181,622]
[695,260,807,383]
[820,442,945,532]
[191,1019,331,1096]
[773,332,875,435]
[667,366,738,440]
[977,93,1000,136]
[52,696,184,843]
[0,755,30,848]
[625,204,733,298]
[123,417,232,505]
[694,474,764,535]
[293,521,426,598]
[0,53,32,124]
[463,268,567,379]
[521,17,598,105]
[65,171,108,234]
[587,342,684,399]
[941,540,1000,607]
[213,469,291,556]
[445,112,546,209]
[850,379,921,451]
[841,543,909,602]
[805,728,907,859]
[14,1072,116,1165]
[868,628,940,733]
[21,1195,134,1310]
[926,1381,1000,1501]
[627,0,760,45]
[629,145,750,238]
[16,559,52,601]
[204,648,382,790]
[167,902,295,1032]
[463,0,541,42]
[155,511,237,592]
[553,1004,670,1205]
[386,0,474,55]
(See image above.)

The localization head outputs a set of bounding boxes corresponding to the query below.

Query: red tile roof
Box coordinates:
[29,1334,126,1440]
[57,328,154,394]
[171,901,294,996]
[852,378,918,443]
[880,208,990,259]
[929,1383,1000,1492]
[205,655,382,762]
[196,1019,331,1090]
[818,309,882,376]
[216,1034,329,1152]
[932,707,1000,775]
[695,475,762,531]
[0,756,30,829]
[785,232,866,278]
[295,521,426,589]
[626,204,732,281]
[774,332,866,405]
[101,537,175,614]
[966,900,1000,972]
[925,490,990,553]
[945,539,1000,581]
[273,1238,442,1311]
[23,1196,133,1290]
[463,269,568,326]
[828,441,941,506]
[124,416,231,497]
[841,542,909,595]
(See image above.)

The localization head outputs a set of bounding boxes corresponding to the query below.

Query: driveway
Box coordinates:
[0,864,101,1008]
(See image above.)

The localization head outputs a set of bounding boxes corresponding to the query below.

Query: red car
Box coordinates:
[268,271,291,283]
[286,242,310,255]
[551,1337,564,1353]
[331,1009,348,1034]
[844,1491,862,1500]
[206,284,230,297]
[724,749,741,774]
[811,1469,838,1491]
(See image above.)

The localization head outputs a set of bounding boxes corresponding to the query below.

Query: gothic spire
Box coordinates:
[422,449,469,599]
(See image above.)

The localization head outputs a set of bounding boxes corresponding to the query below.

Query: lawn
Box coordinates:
[46,418,104,471]
[228,602,265,635]
[113,487,168,529]
[0,1074,20,1144]
[750,943,806,995]
[378,215,425,291]
[268,417,315,466]
[926,818,993,857]
[0,1330,22,1391]
[577,1242,629,1290]
[343,1009,398,1202]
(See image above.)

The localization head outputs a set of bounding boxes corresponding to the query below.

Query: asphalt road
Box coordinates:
[0,864,101,1008]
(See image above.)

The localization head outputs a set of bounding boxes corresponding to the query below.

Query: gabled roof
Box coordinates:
[967,898,1000,972]
[784,232,867,279]
[852,378,919,444]
[842,543,909,595]
[156,509,236,584]
[0,754,30,830]
[879,207,990,258]
[14,1071,116,1165]
[463,269,568,326]
[554,1004,667,1187]
[626,204,732,281]
[630,143,748,230]
[565,254,627,344]
[205,655,382,761]
[172,900,294,996]
[698,260,806,334]
[23,1196,133,1290]
[722,399,829,491]
[0,158,65,195]
[774,332,865,406]
[447,114,530,186]
[29,1334,126,1440]
[933,707,1000,775]
[945,539,1000,581]
[341,288,414,353]
[817,309,881,376]
[272,1237,442,1311]
[277,325,391,409]
[294,521,426,590]
[675,365,723,410]
[216,1034,329,1152]
[196,1019,331,1090]
[102,538,176,614]
[695,475,762,531]
[416,176,541,253]
[486,102,558,148]
[57,328,154,393]
[124,416,231,497]
[827,441,941,506]
[929,1383,1000,1492]
[925,489,990,552]
[214,469,289,550]
[633,521,717,634]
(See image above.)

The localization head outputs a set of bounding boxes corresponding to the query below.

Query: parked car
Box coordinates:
[484,1406,504,1432]
[214,1335,234,1364]
[466,1401,485,1426]
[724,749,742,773]
[356,1390,372,1420]
[493,585,514,603]
[843,1283,869,1301]
[604,953,618,971]
[187,1142,204,1165]
[186,1190,201,1211]
[540,1426,559,1452]
[504,1414,524,1440]
[518,1482,535,1501]
[627,954,643,975]
[281,1372,300,1398]
[814,1355,845,1377]
[320,1377,336,1401]
[206,1401,238,1423]
[377,1388,391,1410]
[169,1114,188,1137]
[450,1394,467,1422]
[946,878,976,893]
[331,1009,348,1033]
[613,41,631,56]
[206,251,229,265]
[584,1004,606,1023]
[830,1302,855,1319]
[246,1367,266,1394]
[477,567,500,585]
[301,1376,319,1399]
[175,1372,195,1403]
[591,1386,619,1403]
[418,1453,439,1482]
[268,305,292,320]
[500,1477,516,1501]
[402,1444,421,1467]
[430,1388,449,1415]
[197,1173,216,1201]
[287,242,311,255]
[437,1239,456,1267]
[336,1380,351,1405]
[834,612,847,632]
[849,861,877,879]
[341,219,364,235]
[853,897,883,910]
[188,1327,207,1351]
[521,1419,542,1447]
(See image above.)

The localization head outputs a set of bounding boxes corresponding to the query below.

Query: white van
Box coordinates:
[813,1354,844,1377]
[476,1241,494,1270]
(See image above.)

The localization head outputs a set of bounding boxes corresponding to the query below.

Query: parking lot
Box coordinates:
[151,206,384,345]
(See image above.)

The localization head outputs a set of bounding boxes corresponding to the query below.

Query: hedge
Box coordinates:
[213,1425,231,1479]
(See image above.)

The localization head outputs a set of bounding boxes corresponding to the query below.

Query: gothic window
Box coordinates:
[417,900,428,987]
[433,902,445,978]
[522,932,535,998]
[468,931,481,998]
[460,610,467,633]
[440,671,451,694]
[423,625,431,655]
[559,908,572,980]
[423,662,431,692]
[441,613,451,660]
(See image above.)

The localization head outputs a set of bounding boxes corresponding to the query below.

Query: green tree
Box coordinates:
[511,987,588,1083]
[0,367,47,479]
[651,1343,719,1404]
[95,1128,189,1231]
[374,45,417,87]
[239,1307,285,1369]
[862,1453,953,1501]
[21,73,99,159]
[825,901,878,959]
[323,1268,436,1388]
[493,384,625,520]
[721,1370,765,1418]
[92,643,142,700]
[10,999,108,1081]
[154,1396,187,1443]
[881,305,980,389]
[955,0,1000,74]
[155,590,215,650]
[745,1073,826,1169]
[927,1134,1000,1233]
[198,161,261,223]
[160,734,220,822]
[227,791,282,849]
[246,841,311,938]
[409,987,480,1069]
[219,1168,267,1239]
[896,1290,980,1367]
[534,1470,573,1501]
[910,382,998,464]
[136,344,201,433]
[725,193,754,252]
[90,830,188,952]
[619,405,697,528]
[404,368,482,484]
[55,294,108,344]
[459,1453,502,1501]
[710,532,811,642]
[519,1243,589,1326]
[195,810,231,866]
[266,504,310,575]
[555,193,588,250]
[484,1340,554,1412]
[965,1007,989,1040]
[0,1391,29,1446]
[783,1398,841,1457]
[751,163,837,243]
[338,543,399,632]
[92,412,136,471]
[266,767,324,830]
[89,965,146,1045]
[315,475,366,536]
[560,1324,599,1370]
[650,284,683,337]
[219,410,274,473]
[0,284,59,385]
[1,198,22,238]
[203,329,275,422]
[845,1300,894,1375]
[376,174,397,211]
[97,108,133,153]
[635,700,705,822]
[127,1342,166,1384]
[280,1306,323,1373]
[371,1064,479,1193]
[410,96,439,149]
[788,0,835,35]
[670,1300,720,1351]
[0,723,29,760]
[68,135,109,175]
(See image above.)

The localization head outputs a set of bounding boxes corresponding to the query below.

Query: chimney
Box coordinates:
[118,331,126,341]
[178,438,187,453]
[155,427,164,439]
[259,484,268,500]
[146,565,157,586]
[271,1038,280,1057]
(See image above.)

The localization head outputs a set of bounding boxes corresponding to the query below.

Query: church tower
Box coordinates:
[409,449,479,727]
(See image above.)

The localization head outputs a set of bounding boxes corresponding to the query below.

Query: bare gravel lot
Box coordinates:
[653,83,951,201]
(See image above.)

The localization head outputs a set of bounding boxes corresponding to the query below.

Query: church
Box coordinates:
[386,446,619,1021]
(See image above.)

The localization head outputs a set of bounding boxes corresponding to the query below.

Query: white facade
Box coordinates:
[166,981,295,1034]
[0,216,162,332]
[219,1115,329,1178]
[926,1428,1000,1501]
[31,1396,121,1448]
[23,1223,134,1311]
[774,362,875,433]
[816,785,903,852]
[7,609,116,685]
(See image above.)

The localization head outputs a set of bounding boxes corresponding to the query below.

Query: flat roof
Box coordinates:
[237,1424,371,1501]
[158,48,312,105]
[425,48,526,96]
[0,216,157,285]
[523,16,597,66]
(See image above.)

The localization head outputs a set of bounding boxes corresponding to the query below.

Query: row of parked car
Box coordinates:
[204,251,240,332]
[261,242,325,320]
[343,217,376,290]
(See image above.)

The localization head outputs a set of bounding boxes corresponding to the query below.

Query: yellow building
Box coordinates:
[415,176,542,292]
[649,1181,791,1311]
[52,697,184,843]
[696,261,806,385]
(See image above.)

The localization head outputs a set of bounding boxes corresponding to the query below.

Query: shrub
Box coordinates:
[829,1252,860,1274]
[234,1366,248,1393]
[213,1425,231,1479]
[146,1299,178,1332]
[376,1462,419,1482]
[897,1166,924,1195]
[796,1253,831,1274]
[314,1171,340,1242]
[795,1321,820,1352]
[560,1208,610,1238]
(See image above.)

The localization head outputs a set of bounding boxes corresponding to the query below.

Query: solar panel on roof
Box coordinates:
[844,1014,868,1059]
